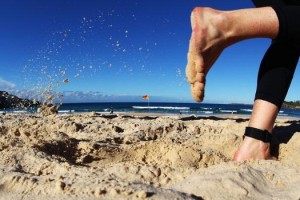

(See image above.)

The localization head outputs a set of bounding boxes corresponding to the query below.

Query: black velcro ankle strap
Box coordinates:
[244,127,272,143]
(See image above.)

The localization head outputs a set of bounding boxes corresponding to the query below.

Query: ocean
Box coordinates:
[1,102,300,118]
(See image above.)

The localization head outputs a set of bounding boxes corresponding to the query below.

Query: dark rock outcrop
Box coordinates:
[0,91,40,109]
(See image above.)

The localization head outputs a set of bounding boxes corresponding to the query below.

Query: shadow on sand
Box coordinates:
[271,120,300,158]
[179,115,249,123]
[179,115,300,159]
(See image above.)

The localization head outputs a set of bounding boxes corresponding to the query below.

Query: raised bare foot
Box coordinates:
[233,136,271,161]
[186,7,229,102]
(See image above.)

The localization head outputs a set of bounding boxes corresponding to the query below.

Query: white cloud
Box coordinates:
[0,78,16,89]
[2,89,178,103]
[58,91,147,103]
[61,91,118,102]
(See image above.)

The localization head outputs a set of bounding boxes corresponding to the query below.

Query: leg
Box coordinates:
[233,41,299,161]
[186,7,279,101]
[187,1,300,161]
[255,41,299,108]
[233,100,278,161]
[253,0,300,47]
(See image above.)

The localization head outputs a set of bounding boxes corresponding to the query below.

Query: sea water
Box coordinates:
[2,102,300,118]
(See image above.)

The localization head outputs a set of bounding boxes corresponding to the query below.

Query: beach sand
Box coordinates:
[1,112,300,199]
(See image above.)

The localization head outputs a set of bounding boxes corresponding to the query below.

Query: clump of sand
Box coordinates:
[0,113,300,199]
[37,103,61,116]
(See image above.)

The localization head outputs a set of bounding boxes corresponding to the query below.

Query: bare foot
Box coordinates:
[186,7,228,102]
[233,136,271,161]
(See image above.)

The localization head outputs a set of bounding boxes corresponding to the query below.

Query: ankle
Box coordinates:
[246,136,270,151]
[202,8,233,48]
[220,11,243,45]
[233,136,271,161]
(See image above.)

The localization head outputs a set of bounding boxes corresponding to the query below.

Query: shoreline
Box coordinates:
[1,101,300,119]
[2,110,300,121]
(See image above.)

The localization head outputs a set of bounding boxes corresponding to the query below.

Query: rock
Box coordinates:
[0,91,40,109]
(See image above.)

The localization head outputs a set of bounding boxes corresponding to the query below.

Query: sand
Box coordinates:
[0,112,300,199]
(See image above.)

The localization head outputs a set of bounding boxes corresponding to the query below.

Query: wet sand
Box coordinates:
[0,112,300,199]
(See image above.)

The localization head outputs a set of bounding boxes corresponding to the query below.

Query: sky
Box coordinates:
[1,0,300,104]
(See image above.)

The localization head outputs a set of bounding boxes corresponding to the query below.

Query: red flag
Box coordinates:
[142,95,149,100]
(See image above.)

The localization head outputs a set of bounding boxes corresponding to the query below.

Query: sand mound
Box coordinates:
[0,113,300,199]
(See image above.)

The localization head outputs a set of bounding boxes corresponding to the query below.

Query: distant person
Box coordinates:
[110,107,114,114]
[186,0,300,161]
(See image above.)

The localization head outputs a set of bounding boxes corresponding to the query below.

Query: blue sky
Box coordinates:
[1,0,300,104]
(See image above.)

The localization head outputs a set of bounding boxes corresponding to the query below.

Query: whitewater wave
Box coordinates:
[58,110,75,113]
[132,106,190,110]
[12,110,28,113]
[240,109,252,112]
[220,110,237,113]
[278,113,288,116]
[201,107,213,110]
[200,111,214,114]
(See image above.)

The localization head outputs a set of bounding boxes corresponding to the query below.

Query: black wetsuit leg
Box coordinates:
[255,40,299,108]
[251,0,300,109]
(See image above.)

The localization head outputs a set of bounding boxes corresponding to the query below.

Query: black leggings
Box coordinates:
[252,0,300,109]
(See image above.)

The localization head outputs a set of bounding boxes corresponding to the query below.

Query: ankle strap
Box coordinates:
[244,127,272,143]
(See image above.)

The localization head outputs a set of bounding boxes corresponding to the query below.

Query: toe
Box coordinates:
[191,81,205,102]
[186,53,205,83]
[186,57,196,83]
[195,72,205,83]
